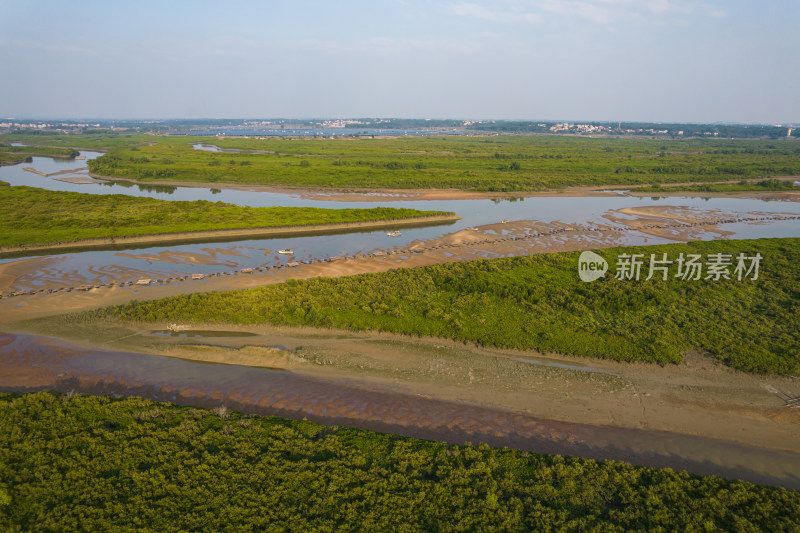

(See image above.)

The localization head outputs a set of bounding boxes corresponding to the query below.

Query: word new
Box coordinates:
[577,250,762,282]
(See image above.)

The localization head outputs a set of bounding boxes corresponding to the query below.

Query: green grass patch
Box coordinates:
[0,132,153,151]
[0,143,80,164]
[2,391,798,531]
[0,184,453,248]
[5,133,800,192]
[77,135,800,191]
[85,238,800,374]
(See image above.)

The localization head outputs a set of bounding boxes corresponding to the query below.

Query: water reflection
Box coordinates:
[490,197,524,203]
[100,179,177,194]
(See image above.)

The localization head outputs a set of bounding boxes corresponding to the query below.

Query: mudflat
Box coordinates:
[1,198,798,489]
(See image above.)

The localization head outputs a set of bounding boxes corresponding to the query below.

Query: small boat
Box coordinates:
[467,227,479,231]
[386,231,401,237]
[278,249,294,255]
[500,220,509,224]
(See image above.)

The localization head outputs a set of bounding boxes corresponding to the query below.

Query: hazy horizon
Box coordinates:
[1,1,798,124]
[3,117,798,128]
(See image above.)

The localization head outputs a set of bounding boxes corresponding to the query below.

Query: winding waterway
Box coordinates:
[2,149,799,290]
[2,147,800,489]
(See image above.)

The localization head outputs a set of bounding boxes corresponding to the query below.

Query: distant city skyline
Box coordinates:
[1,1,798,124]
[0,116,797,127]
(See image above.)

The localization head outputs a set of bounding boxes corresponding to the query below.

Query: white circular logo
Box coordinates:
[578,251,608,282]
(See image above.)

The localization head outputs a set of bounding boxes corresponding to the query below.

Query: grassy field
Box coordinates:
[0,144,80,165]
[0,182,453,249]
[0,132,152,151]
[2,391,798,531]
[85,238,800,375]
[88,136,800,191]
[5,132,799,192]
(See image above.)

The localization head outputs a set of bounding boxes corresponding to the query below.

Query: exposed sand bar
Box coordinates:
[22,167,47,176]
[0,214,460,257]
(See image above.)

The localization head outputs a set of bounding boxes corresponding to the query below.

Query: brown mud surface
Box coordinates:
[1,330,799,490]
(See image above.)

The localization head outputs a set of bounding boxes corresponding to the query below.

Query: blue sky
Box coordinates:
[1,0,798,123]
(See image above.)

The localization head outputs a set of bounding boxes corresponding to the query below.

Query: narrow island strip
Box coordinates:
[0,182,459,255]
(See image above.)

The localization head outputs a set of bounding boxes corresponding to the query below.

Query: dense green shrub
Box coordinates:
[2,392,798,531]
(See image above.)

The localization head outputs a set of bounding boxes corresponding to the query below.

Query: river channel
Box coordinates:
[1,147,799,490]
[2,149,799,291]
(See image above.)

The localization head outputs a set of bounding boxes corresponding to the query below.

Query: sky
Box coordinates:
[1,0,798,123]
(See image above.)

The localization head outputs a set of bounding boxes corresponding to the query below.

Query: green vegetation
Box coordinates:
[89,238,800,374]
[2,391,798,531]
[635,178,798,193]
[0,143,79,165]
[4,133,799,192]
[0,184,453,249]
[79,135,800,191]
[0,132,153,151]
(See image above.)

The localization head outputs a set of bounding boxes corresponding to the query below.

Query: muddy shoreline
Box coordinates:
[1,191,799,491]
[2,331,799,490]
